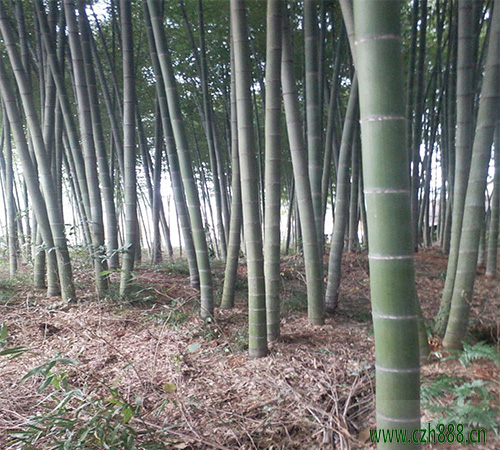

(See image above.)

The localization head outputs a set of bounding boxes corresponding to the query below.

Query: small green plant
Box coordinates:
[157,261,190,276]
[0,323,29,361]
[104,281,158,305]
[149,309,189,326]
[144,298,191,327]
[201,322,221,341]
[10,356,173,449]
[421,375,499,435]
[0,277,26,303]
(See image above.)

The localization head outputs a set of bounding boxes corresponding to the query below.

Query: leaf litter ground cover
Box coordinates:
[0,249,498,449]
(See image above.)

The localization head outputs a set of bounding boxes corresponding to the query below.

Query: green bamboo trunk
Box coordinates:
[435,0,476,336]
[221,43,242,309]
[348,134,360,252]
[151,108,164,264]
[442,4,458,254]
[281,14,324,326]
[406,0,419,167]
[354,2,421,448]
[410,0,427,249]
[443,3,499,349]
[147,0,213,317]
[231,0,268,358]
[78,3,120,272]
[0,11,75,302]
[33,0,92,234]
[198,0,227,261]
[0,61,74,301]
[119,0,139,297]
[64,0,109,295]
[304,0,323,244]
[320,29,343,217]
[143,2,200,286]
[325,76,358,313]
[263,0,283,342]
[3,116,18,277]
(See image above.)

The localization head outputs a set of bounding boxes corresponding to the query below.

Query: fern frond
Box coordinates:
[459,341,500,367]
[448,403,499,435]
[421,375,460,404]
[453,379,492,405]
[422,374,499,436]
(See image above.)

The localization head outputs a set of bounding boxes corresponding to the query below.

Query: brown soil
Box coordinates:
[0,249,498,449]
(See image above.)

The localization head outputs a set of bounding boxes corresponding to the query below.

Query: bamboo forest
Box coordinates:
[0,0,498,449]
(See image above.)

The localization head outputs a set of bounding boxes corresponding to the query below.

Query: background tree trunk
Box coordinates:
[231,0,268,358]
[264,0,283,343]
[147,0,213,317]
[282,13,324,326]
[435,0,477,336]
[443,4,498,349]
[119,0,139,297]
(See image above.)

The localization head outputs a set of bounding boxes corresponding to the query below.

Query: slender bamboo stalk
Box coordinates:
[79,2,120,271]
[0,54,75,301]
[64,0,109,294]
[231,0,268,358]
[221,41,242,310]
[348,133,360,252]
[33,0,92,231]
[410,0,428,249]
[304,0,323,244]
[435,0,477,336]
[264,0,283,342]
[406,0,419,166]
[442,1,458,254]
[321,28,344,218]
[324,75,358,313]
[143,2,199,286]
[152,105,164,264]
[119,0,139,297]
[147,0,213,317]
[3,114,18,277]
[282,12,324,326]
[198,0,227,261]
[443,4,499,349]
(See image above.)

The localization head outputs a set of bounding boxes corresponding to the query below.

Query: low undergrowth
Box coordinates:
[0,250,498,449]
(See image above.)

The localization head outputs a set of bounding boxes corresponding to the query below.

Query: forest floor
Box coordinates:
[0,249,498,449]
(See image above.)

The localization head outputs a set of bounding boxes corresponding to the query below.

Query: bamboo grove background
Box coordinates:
[0,0,498,444]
